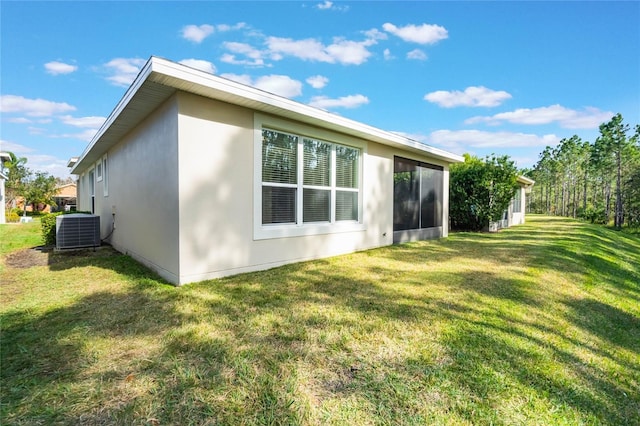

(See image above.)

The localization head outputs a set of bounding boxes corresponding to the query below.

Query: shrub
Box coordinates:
[41,211,92,246]
[5,210,20,223]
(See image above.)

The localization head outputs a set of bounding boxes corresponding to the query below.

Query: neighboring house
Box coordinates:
[1,152,10,224]
[13,183,77,213]
[494,175,535,230]
[70,56,464,285]
[52,183,77,212]
[0,170,7,224]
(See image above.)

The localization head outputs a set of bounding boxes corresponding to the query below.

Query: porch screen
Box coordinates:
[393,157,443,231]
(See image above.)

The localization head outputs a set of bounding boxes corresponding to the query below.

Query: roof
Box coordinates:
[517,175,535,186]
[67,157,78,168]
[71,56,463,174]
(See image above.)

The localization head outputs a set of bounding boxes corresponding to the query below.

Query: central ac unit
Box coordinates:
[56,214,101,249]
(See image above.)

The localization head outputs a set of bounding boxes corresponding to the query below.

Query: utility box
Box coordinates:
[56,214,100,249]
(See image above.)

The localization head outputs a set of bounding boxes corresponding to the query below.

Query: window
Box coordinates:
[102,155,109,197]
[512,188,522,213]
[88,169,95,214]
[257,123,363,238]
[393,157,443,232]
[96,161,103,182]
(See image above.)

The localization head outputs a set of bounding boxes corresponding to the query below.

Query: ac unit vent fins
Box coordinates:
[56,214,101,249]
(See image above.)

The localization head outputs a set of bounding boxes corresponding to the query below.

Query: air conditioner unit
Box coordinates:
[56,214,101,250]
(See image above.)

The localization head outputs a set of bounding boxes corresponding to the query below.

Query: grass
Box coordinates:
[0,219,41,256]
[1,215,638,425]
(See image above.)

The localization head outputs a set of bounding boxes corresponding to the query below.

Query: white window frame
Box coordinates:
[95,160,103,182]
[88,168,96,214]
[102,154,109,197]
[253,113,366,240]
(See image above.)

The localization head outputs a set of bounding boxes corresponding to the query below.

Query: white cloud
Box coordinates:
[315,1,349,11]
[306,75,329,89]
[0,139,35,154]
[105,58,146,87]
[60,115,106,128]
[23,153,72,178]
[28,127,46,135]
[0,95,76,117]
[309,94,369,109]
[265,36,373,65]
[220,54,266,67]
[429,129,561,149]
[45,61,78,75]
[216,22,247,32]
[220,74,302,98]
[425,86,512,108]
[220,42,266,66]
[326,39,372,65]
[266,37,334,63]
[178,58,216,74]
[383,48,394,60]
[181,24,214,43]
[317,1,333,9]
[51,129,99,142]
[382,22,448,44]
[407,49,427,61]
[363,28,388,42]
[6,117,33,124]
[465,105,614,129]
[104,58,146,87]
[254,75,303,98]
[0,141,71,178]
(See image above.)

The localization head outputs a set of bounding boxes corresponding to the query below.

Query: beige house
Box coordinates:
[71,57,463,285]
[494,175,535,230]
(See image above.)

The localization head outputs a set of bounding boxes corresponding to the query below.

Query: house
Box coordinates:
[494,175,535,230]
[1,152,10,224]
[0,171,7,225]
[52,183,77,212]
[12,183,77,214]
[70,56,464,285]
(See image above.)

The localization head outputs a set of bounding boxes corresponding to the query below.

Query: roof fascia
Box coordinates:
[150,58,464,163]
[71,59,155,174]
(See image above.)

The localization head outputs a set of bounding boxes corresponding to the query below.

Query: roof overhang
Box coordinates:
[71,56,464,174]
[517,175,535,187]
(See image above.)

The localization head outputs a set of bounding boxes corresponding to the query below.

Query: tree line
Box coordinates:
[2,152,66,218]
[524,113,640,228]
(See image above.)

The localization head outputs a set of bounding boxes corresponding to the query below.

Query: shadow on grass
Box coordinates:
[2,216,639,424]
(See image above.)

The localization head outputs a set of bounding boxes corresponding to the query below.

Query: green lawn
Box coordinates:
[1,216,638,425]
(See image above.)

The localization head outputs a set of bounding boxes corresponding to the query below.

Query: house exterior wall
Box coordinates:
[0,175,6,224]
[174,92,450,284]
[78,95,181,283]
[510,186,527,226]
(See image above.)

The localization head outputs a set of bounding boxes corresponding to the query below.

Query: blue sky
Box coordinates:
[1,1,639,178]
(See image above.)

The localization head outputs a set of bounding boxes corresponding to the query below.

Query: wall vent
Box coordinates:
[56,214,101,249]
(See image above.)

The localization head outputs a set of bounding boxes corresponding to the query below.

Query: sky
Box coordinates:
[1,1,639,178]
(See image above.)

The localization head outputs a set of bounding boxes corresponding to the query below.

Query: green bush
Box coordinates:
[5,210,20,223]
[41,211,92,246]
[578,206,607,225]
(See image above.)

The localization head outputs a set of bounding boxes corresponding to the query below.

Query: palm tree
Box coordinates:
[1,151,30,210]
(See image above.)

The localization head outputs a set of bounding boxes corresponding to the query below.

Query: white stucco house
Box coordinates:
[0,170,7,225]
[70,56,464,285]
[495,175,535,230]
[1,151,11,224]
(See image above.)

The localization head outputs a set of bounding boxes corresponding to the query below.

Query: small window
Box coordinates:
[102,155,109,197]
[96,161,103,182]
